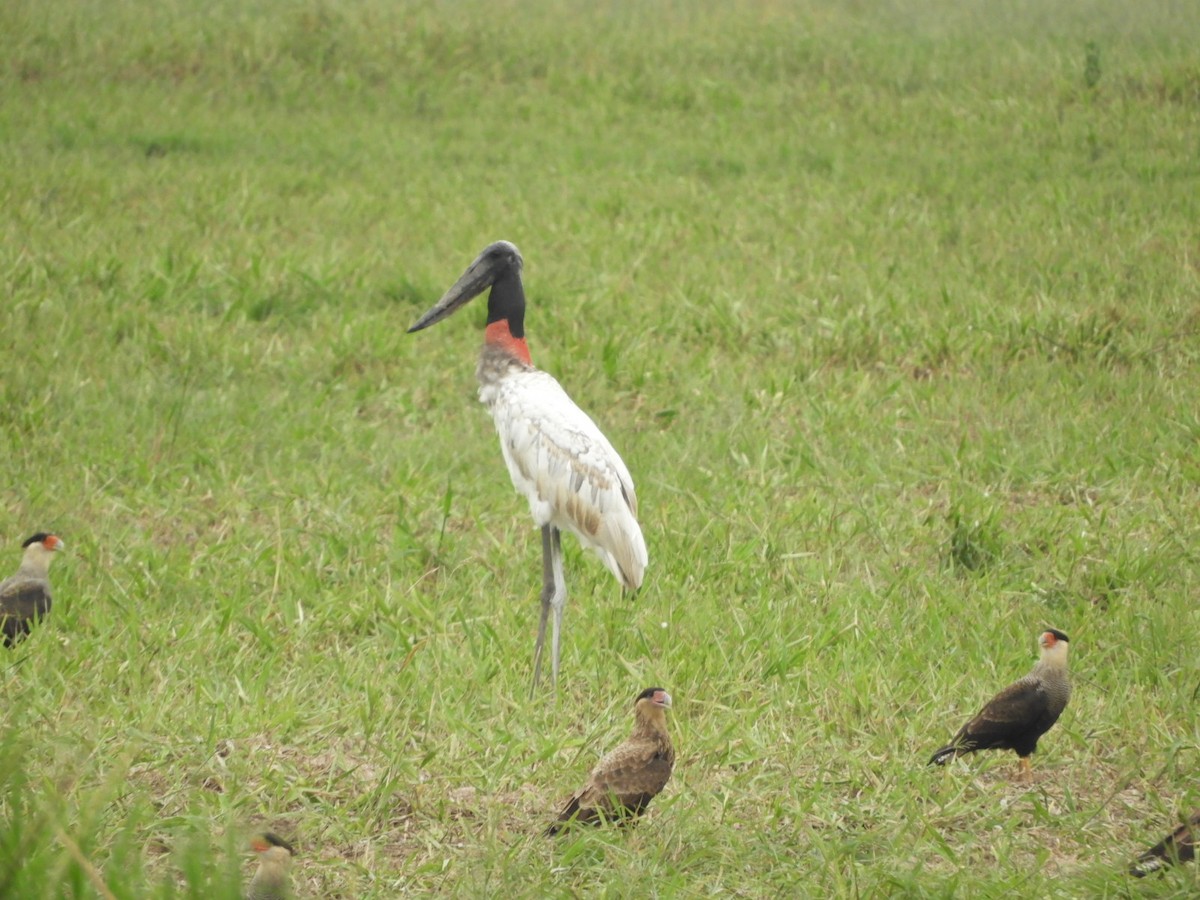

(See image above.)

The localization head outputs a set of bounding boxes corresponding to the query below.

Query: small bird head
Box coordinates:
[1040,629,1069,649]
[23,533,64,552]
[1038,629,1070,665]
[21,533,64,570]
[636,687,672,710]
[408,241,524,333]
[250,832,295,856]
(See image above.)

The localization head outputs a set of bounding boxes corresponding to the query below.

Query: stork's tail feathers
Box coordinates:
[599,529,647,592]
[618,562,643,593]
[929,745,959,767]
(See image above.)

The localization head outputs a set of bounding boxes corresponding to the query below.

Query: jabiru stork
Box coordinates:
[408,241,648,690]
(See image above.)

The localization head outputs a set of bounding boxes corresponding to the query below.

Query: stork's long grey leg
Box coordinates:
[531,525,555,693]
[547,527,566,686]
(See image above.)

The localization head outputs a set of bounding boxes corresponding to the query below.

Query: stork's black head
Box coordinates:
[476,240,523,274]
[408,240,525,335]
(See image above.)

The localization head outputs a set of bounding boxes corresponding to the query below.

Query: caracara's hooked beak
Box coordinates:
[653,690,672,709]
[408,240,523,333]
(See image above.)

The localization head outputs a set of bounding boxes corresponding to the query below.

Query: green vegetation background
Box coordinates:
[1,0,1198,895]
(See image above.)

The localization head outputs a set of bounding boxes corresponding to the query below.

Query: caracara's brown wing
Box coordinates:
[0,576,51,645]
[1131,811,1200,877]
[549,736,674,832]
[577,748,673,816]
[956,678,1047,748]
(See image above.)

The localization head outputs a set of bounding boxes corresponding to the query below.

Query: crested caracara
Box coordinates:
[929,629,1071,781]
[0,533,65,647]
[546,687,674,835]
[1130,810,1199,877]
[247,832,294,900]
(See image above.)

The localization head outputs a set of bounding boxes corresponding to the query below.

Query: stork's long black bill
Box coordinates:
[407,263,493,333]
[407,240,523,333]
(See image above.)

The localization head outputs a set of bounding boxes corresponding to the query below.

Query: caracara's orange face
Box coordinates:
[634,687,673,713]
[249,832,294,856]
[1038,630,1070,654]
[42,535,64,552]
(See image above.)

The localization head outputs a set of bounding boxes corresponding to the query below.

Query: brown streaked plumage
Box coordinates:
[1130,810,1199,877]
[546,687,675,836]
[929,629,1071,781]
[0,533,65,647]
[247,832,294,900]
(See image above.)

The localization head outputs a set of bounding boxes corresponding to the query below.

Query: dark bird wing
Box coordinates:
[961,678,1048,741]
[930,677,1047,764]
[548,737,673,833]
[0,575,51,645]
[1131,811,1199,877]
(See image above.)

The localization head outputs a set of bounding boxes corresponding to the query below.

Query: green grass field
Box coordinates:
[2,0,1199,895]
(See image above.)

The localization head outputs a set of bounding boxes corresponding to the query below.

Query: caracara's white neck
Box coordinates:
[19,544,57,576]
[1034,641,1069,676]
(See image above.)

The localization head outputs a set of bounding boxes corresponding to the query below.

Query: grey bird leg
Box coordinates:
[531,525,556,693]
[548,527,566,685]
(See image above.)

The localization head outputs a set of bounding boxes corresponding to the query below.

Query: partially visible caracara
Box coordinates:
[929,629,1071,781]
[0,533,65,647]
[1130,810,1199,877]
[247,832,294,900]
[546,687,675,835]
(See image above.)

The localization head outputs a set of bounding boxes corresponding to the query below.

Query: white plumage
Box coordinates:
[483,368,647,590]
[409,240,648,689]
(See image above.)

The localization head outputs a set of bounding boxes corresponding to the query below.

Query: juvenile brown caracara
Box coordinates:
[546,687,674,836]
[1130,810,1199,877]
[0,533,65,647]
[929,629,1071,781]
[247,832,294,900]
